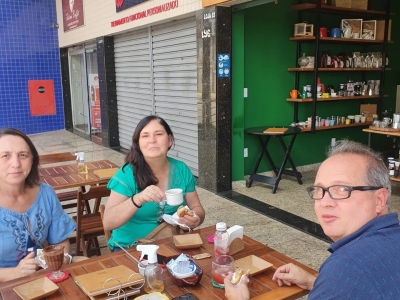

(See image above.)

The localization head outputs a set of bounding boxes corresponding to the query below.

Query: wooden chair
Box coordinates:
[39,152,78,212]
[99,204,111,253]
[39,152,76,165]
[75,185,111,257]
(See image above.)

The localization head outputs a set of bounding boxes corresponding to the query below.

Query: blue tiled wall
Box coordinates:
[0,0,64,134]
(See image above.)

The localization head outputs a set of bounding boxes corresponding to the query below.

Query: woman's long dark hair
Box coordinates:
[124,115,174,190]
[0,128,40,187]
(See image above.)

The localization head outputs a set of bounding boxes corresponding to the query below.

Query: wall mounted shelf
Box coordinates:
[288,0,392,132]
[290,3,394,17]
[286,95,389,103]
[288,68,391,72]
[301,122,373,132]
[289,36,393,44]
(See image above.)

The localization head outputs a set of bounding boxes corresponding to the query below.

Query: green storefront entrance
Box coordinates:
[231,0,400,181]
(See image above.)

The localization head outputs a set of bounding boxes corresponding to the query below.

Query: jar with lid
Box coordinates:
[214,222,229,256]
[298,53,310,68]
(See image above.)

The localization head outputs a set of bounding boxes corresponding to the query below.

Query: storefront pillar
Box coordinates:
[197,6,232,192]
[96,36,120,149]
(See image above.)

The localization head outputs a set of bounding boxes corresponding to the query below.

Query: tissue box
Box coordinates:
[227,225,244,255]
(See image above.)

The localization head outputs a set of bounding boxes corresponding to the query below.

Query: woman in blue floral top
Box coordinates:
[0,128,76,282]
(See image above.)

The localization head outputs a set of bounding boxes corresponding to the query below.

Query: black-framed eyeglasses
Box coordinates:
[306,185,384,200]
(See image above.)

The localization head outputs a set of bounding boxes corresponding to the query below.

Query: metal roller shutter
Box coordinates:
[114,17,198,176]
[151,18,198,176]
[114,29,152,150]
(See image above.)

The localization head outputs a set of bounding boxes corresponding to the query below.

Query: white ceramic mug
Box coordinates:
[361,116,366,123]
[165,188,183,206]
[354,115,361,123]
[352,32,360,39]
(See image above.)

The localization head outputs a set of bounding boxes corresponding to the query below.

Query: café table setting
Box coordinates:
[0,157,316,299]
[0,223,317,300]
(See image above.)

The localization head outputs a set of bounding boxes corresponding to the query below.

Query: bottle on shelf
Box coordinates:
[346,77,354,96]
[214,222,229,256]
[317,77,325,93]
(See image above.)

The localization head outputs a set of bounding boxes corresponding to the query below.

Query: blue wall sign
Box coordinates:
[217,53,230,78]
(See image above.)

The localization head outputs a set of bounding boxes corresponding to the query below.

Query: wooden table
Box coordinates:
[362,128,400,183]
[0,226,317,300]
[39,160,118,190]
[362,128,400,147]
[245,127,303,193]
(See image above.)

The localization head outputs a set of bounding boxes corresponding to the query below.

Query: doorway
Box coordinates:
[69,48,102,144]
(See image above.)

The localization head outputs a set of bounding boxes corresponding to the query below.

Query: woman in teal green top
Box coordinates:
[103,115,205,250]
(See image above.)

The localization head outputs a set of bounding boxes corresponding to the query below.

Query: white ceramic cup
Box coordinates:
[354,115,361,123]
[165,188,184,206]
[361,116,366,123]
[353,32,360,39]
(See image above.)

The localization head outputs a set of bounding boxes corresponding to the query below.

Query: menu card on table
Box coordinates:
[73,265,143,299]
[263,128,288,134]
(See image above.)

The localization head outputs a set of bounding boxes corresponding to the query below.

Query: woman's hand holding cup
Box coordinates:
[135,185,165,205]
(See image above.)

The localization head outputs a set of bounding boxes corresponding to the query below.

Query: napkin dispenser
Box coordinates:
[227,225,244,255]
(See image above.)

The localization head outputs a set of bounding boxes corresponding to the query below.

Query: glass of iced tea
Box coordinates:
[211,255,235,287]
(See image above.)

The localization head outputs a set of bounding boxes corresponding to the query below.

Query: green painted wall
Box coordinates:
[232,0,400,181]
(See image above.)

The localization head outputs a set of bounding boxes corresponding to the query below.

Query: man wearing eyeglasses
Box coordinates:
[224,139,400,300]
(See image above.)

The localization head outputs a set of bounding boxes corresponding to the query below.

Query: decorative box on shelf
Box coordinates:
[351,0,368,10]
[362,20,377,40]
[294,22,314,36]
[335,0,367,10]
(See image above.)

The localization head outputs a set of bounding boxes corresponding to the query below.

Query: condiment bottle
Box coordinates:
[214,222,229,256]
[137,245,164,293]
[317,77,325,93]
[75,152,88,174]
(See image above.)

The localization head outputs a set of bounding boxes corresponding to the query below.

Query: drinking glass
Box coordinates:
[43,245,66,281]
[211,255,235,287]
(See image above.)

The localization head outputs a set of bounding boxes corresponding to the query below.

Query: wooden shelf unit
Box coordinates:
[290,3,394,17]
[289,36,393,44]
[288,68,391,72]
[302,122,373,132]
[288,1,392,133]
[286,95,389,103]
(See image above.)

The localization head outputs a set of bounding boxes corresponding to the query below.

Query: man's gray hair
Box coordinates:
[327,139,391,207]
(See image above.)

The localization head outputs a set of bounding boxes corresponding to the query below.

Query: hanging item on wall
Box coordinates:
[294,22,314,36]
[61,0,85,32]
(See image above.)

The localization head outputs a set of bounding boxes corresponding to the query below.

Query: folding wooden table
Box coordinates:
[245,126,303,193]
